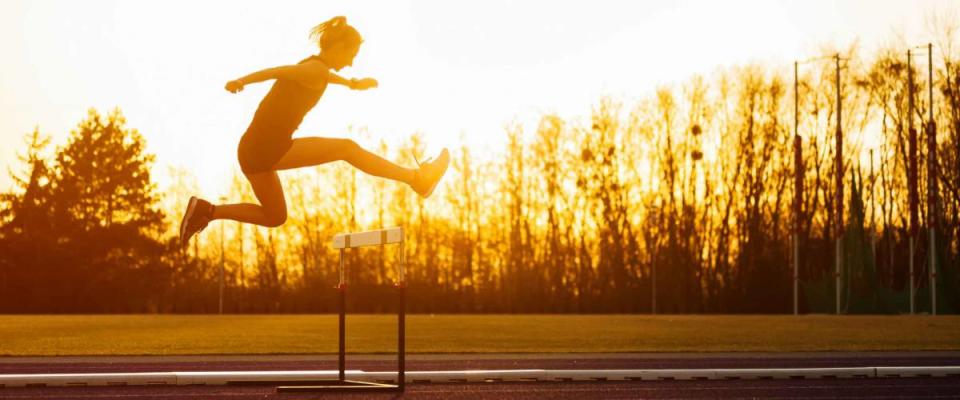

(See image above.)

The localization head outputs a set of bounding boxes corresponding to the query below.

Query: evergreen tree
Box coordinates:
[1,108,168,312]
[0,129,55,311]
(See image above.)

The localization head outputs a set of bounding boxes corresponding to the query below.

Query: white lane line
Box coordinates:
[0,367,958,387]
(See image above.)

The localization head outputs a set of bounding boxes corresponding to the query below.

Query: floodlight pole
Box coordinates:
[238,221,244,311]
[652,249,657,315]
[793,60,802,316]
[926,43,937,316]
[907,48,918,314]
[869,149,876,287]
[651,208,658,315]
[834,54,844,316]
[219,196,226,315]
[794,55,840,315]
[909,43,939,315]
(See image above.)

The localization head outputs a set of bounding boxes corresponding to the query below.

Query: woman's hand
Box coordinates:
[225,80,245,93]
[350,77,378,91]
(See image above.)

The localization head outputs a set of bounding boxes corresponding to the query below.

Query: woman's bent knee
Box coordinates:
[264,211,287,227]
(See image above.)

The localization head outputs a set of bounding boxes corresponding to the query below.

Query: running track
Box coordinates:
[1,352,958,399]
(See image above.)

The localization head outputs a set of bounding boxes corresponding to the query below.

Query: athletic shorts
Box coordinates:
[237,126,294,175]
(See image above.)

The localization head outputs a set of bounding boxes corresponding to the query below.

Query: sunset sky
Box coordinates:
[0,0,955,197]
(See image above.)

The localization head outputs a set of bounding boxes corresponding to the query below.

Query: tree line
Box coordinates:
[2,30,959,314]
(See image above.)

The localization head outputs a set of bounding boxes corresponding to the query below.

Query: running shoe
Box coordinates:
[179,196,214,245]
[411,148,450,198]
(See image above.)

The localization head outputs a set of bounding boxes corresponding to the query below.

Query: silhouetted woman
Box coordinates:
[179,16,449,244]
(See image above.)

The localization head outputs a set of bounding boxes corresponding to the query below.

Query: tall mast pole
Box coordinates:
[927,43,938,315]
[908,49,918,314]
[834,54,843,315]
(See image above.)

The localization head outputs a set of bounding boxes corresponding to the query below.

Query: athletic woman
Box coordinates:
[179,16,450,244]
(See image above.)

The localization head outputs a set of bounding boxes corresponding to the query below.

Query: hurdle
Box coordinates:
[277,227,405,393]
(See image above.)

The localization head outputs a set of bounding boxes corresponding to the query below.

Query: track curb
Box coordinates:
[1,367,959,387]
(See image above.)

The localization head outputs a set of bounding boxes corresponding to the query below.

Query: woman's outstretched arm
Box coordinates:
[225,61,327,92]
[328,71,378,90]
[226,67,284,90]
[225,60,377,93]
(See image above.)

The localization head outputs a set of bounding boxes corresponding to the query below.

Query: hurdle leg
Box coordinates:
[338,247,346,382]
[398,240,406,389]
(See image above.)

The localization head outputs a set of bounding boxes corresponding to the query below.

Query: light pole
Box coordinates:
[869,149,877,291]
[650,205,659,315]
[923,43,938,316]
[834,53,844,316]
[219,196,226,315]
[793,54,841,314]
[907,43,938,315]
[690,124,704,314]
[907,47,919,314]
[237,219,244,312]
[793,60,802,316]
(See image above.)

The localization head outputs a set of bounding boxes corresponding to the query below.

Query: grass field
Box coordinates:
[0,315,958,356]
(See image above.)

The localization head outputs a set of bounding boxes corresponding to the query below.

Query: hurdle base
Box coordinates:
[277,379,401,392]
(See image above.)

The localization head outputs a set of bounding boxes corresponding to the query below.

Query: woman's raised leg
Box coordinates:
[273,137,416,184]
[202,136,444,233]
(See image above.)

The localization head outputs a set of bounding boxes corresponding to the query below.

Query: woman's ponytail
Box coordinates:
[310,16,361,50]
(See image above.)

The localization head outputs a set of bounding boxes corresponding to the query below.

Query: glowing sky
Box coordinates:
[0,0,954,197]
